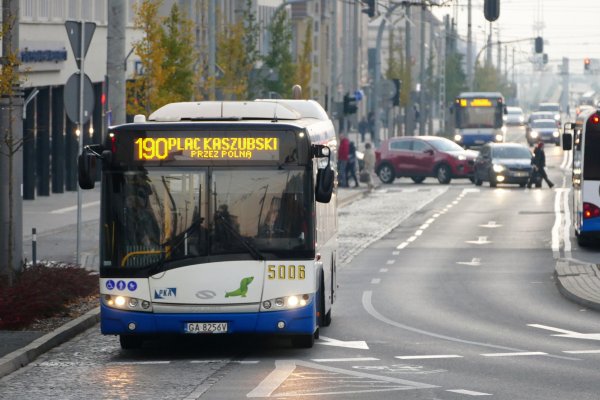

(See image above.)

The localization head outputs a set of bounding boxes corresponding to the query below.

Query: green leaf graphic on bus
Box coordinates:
[225,277,254,298]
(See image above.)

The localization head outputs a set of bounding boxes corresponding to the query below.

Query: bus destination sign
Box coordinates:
[133,135,280,162]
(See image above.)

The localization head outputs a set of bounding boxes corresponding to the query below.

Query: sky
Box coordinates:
[432,0,600,73]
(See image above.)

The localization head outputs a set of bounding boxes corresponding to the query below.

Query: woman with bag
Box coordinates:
[361,142,376,191]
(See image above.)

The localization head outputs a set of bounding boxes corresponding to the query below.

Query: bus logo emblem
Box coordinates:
[154,288,177,299]
[195,290,217,299]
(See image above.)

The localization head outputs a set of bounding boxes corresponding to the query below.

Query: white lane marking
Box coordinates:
[397,242,408,249]
[392,251,400,255]
[447,389,492,396]
[50,200,100,214]
[419,223,430,230]
[379,268,389,273]
[108,361,171,365]
[318,336,369,349]
[529,324,600,340]
[247,360,296,398]
[551,189,562,252]
[312,357,380,362]
[563,350,600,354]
[395,355,463,360]
[479,221,501,228]
[560,149,572,170]
[562,189,572,255]
[371,278,381,284]
[407,236,417,242]
[456,258,481,266]
[481,352,547,357]
[362,291,525,351]
[426,218,435,224]
[433,213,440,218]
[465,236,491,245]
[415,230,423,236]
[247,359,437,397]
[386,260,395,265]
[190,360,258,364]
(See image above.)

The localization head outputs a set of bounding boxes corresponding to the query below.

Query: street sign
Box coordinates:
[65,20,96,70]
[64,72,95,125]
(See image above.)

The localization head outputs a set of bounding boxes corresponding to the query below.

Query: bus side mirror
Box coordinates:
[313,145,334,203]
[78,151,97,190]
[562,133,572,151]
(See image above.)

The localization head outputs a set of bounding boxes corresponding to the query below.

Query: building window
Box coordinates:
[81,0,92,20]
[50,0,65,21]
[68,0,79,19]
[39,0,50,20]
[94,0,106,23]
[22,0,35,20]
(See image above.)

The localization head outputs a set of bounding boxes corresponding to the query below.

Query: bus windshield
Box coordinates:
[457,106,497,129]
[101,168,313,270]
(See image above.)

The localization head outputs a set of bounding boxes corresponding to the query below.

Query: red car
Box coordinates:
[375,136,477,184]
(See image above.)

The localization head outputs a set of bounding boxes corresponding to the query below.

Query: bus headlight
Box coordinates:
[103,294,153,312]
[495,133,504,142]
[492,164,505,173]
[454,134,462,142]
[261,294,313,311]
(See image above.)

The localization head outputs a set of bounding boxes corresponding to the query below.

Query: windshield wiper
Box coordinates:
[216,214,266,261]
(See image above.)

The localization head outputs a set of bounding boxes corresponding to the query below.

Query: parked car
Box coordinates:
[375,136,477,184]
[473,142,533,188]
[503,106,525,126]
[527,119,561,146]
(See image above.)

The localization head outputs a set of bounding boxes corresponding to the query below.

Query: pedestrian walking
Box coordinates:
[338,134,350,187]
[527,141,554,189]
[362,142,376,191]
[358,118,368,143]
[346,141,359,188]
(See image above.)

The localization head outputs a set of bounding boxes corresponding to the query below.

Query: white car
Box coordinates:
[503,106,525,126]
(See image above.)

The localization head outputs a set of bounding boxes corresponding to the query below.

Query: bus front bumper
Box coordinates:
[100,302,316,336]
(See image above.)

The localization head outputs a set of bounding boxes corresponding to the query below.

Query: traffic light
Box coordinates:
[535,36,543,54]
[391,79,401,106]
[584,58,591,71]
[361,0,375,18]
[483,0,500,22]
[343,93,357,115]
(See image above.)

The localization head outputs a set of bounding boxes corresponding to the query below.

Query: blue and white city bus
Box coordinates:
[563,108,600,246]
[452,91,506,148]
[78,100,337,349]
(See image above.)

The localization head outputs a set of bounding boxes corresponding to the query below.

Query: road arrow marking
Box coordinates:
[318,336,369,349]
[456,258,481,266]
[528,324,600,341]
[480,221,502,228]
[465,236,491,245]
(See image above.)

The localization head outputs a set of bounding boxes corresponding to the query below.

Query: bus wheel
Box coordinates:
[318,278,332,327]
[577,232,591,247]
[119,335,143,350]
[292,334,315,348]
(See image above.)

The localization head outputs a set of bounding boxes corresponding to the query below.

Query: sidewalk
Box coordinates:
[1,185,600,379]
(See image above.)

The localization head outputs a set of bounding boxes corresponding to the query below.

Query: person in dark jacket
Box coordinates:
[527,141,554,188]
[346,141,359,187]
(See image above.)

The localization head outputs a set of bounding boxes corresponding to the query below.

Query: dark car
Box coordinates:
[473,143,533,188]
[527,119,560,146]
[375,136,477,184]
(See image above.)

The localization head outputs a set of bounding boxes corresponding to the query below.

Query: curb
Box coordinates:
[554,270,600,312]
[0,307,100,379]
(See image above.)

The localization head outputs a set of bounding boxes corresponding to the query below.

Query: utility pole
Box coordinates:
[561,57,569,116]
[329,0,338,122]
[107,0,126,126]
[208,0,216,100]
[418,2,426,135]
[405,4,413,135]
[466,0,473,90]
